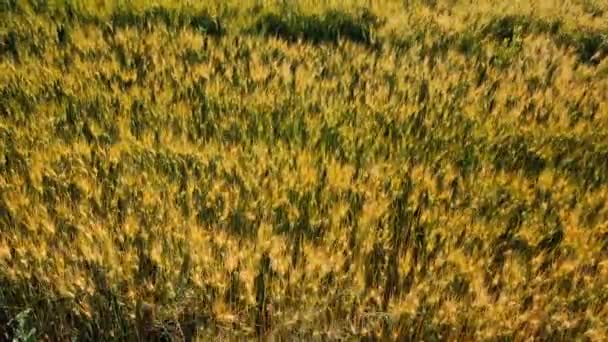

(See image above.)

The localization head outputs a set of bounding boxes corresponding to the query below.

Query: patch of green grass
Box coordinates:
[250,8,383,46]
[110,7,224,35]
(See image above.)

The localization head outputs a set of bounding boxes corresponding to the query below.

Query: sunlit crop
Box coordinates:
[1,0,607,340]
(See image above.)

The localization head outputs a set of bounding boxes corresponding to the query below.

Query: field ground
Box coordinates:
[1,0,608,340]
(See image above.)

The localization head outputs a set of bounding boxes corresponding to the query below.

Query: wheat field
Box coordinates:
[1,0,608,340]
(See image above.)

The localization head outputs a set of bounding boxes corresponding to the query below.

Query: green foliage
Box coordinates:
[568,31,607,63]
[0,0,18,13]
[110,7,224,35]
[482,15,562,43]
[8,309,36,342]
[251,8,382,46]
